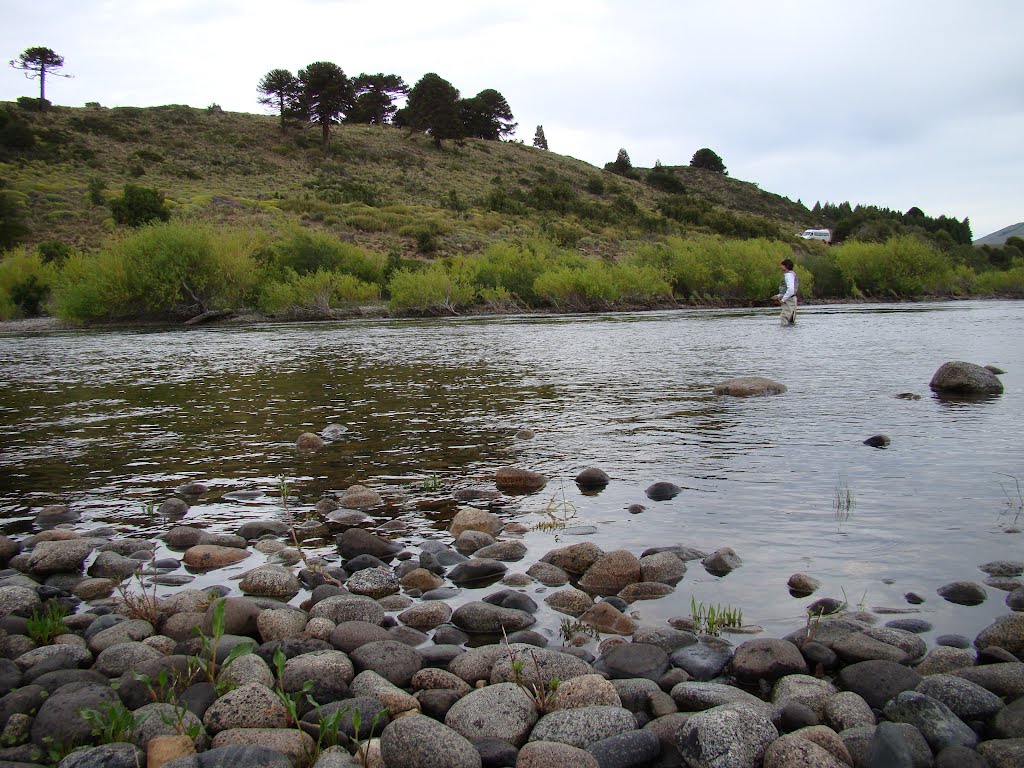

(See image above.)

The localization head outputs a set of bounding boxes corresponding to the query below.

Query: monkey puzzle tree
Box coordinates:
[348,73,408,124]
[460,89,516,140]
[9,47,70,110]
[296,61,354,151]
[257,68,299,129]
[397,73,463,147]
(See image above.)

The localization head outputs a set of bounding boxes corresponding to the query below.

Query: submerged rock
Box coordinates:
[295,432,325,451]
[495,467,547,494]
[713,376,787,397]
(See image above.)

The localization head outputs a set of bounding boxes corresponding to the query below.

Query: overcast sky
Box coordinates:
[3,0,1022,239]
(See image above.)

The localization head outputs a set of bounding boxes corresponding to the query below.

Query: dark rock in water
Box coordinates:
[175,481,209,496]
[575,467,610,489]
[600,596,629,613]
[669,636,734,681]
[787,573,821,595]
[807,597,846,616]
[642,545,707,562]
[495,467,547,494]
[935,634,971,649]
[336,528,402,561]
[626,504,645,514]
[985,365,1006,374]
[296,432,326,451]
[448,559,507,586]
[158,497,190,517]
[34,504,80,528]
[929,361,1004,395]
[981,559,1024,577]
[351,640,422,688]
[422,587,462,600]
[1007,586,1024,611]
[864,434,891,448]
[541,542,605,576]
[597,642,670,682]
[645,482,680,501]
[506,630,547,647]
[837,660,922,710]
[345,553,390,572]
[730,638,808,684]
[937,581,987,606]
[453,487,502,502]
[712,376,787,397]
[894,392,921,400]
[904,592,926,605]
[482,589,538,613]
[885,618,933,633]
[236,520,289,540]
[974,613,1024,655]
[701,547,742,576]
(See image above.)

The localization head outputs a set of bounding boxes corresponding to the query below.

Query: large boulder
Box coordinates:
[929,361,1003,395]
[448,508,503,537]
[495,467,547,494]
[444,682,538,747]
[379,714,481,768]
[676,702,778,768]
[528,705,637,749]
[578,550,642,596]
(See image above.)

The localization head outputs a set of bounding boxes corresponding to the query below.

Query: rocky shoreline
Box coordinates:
[1,463,1023,768]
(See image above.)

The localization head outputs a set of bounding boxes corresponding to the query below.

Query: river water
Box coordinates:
[1,301,1022,644]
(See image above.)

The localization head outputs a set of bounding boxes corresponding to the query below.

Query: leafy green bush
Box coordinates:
[631,236,795,300]
[387,261,477,314]
[0,190,30,249]
[272,228,385,283]
[974,263,1024,296]
[532,260,672,310]
[109,184,170,227]
[51,223,264,321]
[0,109,35,151]
[0,246,57,318]
[474,239,576,305]
[258,268,379,317]
[37,241,72,265]
[833,235,955,297]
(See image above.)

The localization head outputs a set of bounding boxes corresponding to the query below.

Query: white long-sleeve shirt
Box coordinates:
[780,270,797,302]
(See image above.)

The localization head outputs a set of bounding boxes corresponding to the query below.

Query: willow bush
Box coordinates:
[51,222,265,321]
[387,260,477,314]
[832,235,956,297]
[532,260,672,310]
[258,268,379,317]
[271,228,385,283]
[0,247,57,319]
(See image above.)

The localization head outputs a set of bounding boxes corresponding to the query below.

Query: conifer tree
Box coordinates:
[461,89,516,140]
[348,73,408,124]
[296,61,354,152]
[257,68,299,129]
[9,47,70,109]
[533,125,548,150]
[397,73,463,147]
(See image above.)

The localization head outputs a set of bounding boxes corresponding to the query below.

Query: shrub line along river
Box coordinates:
[0,300,1022,643]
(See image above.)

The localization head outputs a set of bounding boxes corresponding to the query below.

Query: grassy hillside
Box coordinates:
[0,102,815,258]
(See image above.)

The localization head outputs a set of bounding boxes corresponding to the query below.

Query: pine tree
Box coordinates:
[461,89,516,140]
[348,73,408,124]
[689,147,727,174]
[533,125,548,150]
[257,69,299,130]
[296,62,354,152]
[397,73,463,147]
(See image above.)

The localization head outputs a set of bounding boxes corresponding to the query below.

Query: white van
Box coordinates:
[796,228,832,244]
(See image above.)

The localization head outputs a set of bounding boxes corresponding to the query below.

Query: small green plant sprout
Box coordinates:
[558,618,599,645]
[420,473,440,492]
[278,475,292,509]
[116,562,161,625]
[350,705,386,765]
[833,480,854,522]
[26,601,68,644]
[80,701,137,744]
[533,483,578,532]
[193,599,254,688]
[800,592,850,648]
[272,647,312,728]
[690,597,743,636]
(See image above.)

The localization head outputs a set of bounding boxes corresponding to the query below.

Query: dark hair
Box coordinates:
[781,259,794,270]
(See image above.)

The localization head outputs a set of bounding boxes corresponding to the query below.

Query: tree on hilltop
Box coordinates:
[533,125,548,150]
[461,89,517,140]
[257,68,299,130]
[396,73,463,147]
[605,148,638,178]
[690,147,727,174]
[9,47,70,110]
[348,73,408,125]
[296,62,354,151]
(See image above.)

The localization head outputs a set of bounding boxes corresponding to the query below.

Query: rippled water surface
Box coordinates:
[1,301,1023,642]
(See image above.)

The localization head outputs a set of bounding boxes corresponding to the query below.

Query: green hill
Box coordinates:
[0,102,814,257]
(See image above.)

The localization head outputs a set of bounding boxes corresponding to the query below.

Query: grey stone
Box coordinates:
[916,673,1004,721]
[990,696,1024,739]
[585,728,661,768]
[863,721,915,768]
[238,565,301,599]
[162,745,293,768]
[451,601,535,634]
[345,566,400,599]
[529,706,637,749]
[974,614,1024,654]
[448,560,508,586]
[473,540,527,561]
[676,702,778,768]
[837,660,922,710]
[762,733,848,768]
[350,640,421,688]
[701,548,742,576]
[977,738,1024,768]
[444,682,538,747]
[282,650,355,704]
[27,539,95,575]
[515,741,601,768]
[336,528,402,561]
[30,681,118,746]
[131,702,206,750]
[771,675,838,719]
[527,562,570,586]
[380,713,482,768]
[58,743,145,768]
[645,482,681,501]
[540,543,605,576]
[490,644,595,687]
[712,376,786,396]
[94,641,162,678]
[309,594,385,625]
[638,552,686,585]
[597,642,669,682]
[883,690,979,751]
[670,682,771,716]
[824,690,876,731]
[202,683,288,733]
[731,638,808,684]
[938,581,988,606]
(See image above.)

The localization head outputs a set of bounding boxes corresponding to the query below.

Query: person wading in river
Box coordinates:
[772,259,798,325]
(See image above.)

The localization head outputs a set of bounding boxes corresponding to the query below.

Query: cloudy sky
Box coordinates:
[3,0,1022,238]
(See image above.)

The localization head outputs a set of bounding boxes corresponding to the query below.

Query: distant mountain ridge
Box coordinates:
[974,222,1024,246]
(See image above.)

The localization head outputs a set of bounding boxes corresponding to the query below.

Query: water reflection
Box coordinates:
[1,301,1022,640]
